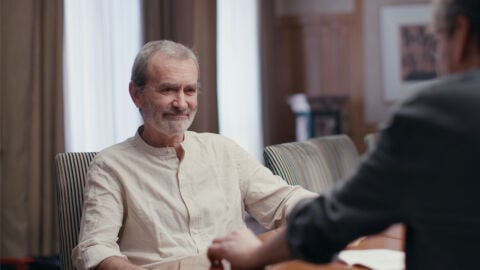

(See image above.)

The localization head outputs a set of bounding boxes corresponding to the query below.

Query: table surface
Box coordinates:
[151,224,404,270]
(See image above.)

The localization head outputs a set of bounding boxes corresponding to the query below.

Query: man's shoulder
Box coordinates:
[186,131,235,145]
[185,131,243,155]
[94,137,136,162]
[383,69,480,137]
[400,69,480,108]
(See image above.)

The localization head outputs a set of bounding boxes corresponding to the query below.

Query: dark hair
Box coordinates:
[442,0,480,43]
[130,40,199,91]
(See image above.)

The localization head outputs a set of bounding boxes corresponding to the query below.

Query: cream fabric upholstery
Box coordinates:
[263,135,360,194]
[55,152,97,270]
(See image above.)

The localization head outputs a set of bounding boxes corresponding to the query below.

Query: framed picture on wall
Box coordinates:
[381,4,438,101]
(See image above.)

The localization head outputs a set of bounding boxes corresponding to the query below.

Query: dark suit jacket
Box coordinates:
[286,68,480,269]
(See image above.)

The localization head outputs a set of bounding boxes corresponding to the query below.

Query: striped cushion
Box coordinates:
[264,135,359,194]
[55,152,97,270]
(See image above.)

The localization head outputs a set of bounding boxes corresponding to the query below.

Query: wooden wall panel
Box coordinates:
[278,16,355,97]
[261,0,376,152]
[260,0,297,147]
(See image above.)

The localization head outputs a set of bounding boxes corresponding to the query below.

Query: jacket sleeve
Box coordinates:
[284,95,430,263]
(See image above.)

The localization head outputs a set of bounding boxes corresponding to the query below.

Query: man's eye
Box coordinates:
[185,88,197,95]
[160,88,175,92]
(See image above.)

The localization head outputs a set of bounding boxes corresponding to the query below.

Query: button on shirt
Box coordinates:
[72,130,315,270]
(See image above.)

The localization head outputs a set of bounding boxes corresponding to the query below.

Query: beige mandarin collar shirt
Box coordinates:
[72,129,316,270]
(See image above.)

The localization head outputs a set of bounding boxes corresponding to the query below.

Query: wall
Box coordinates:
[363,0,431,125]
[261,0,432,152]
[261,0,375,152]
[275,0,354,15]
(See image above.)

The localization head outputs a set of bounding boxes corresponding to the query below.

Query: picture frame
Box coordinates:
[381,4,438,102]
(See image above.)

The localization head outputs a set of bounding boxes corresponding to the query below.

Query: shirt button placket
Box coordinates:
[177,163,199,253]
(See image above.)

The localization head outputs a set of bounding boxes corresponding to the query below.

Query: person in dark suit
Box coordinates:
[207,0,480,269]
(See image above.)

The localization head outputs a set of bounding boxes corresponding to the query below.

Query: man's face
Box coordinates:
[136,52,198,138]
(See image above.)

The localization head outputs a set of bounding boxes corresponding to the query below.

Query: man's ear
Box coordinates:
[452,15,471,63]
[129,82,143,109]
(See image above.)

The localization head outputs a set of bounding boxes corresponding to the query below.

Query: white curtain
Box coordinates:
[63,0,143,152]
[217,0,263,161]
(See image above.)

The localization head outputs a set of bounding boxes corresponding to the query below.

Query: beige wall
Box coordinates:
[363,0,431,125]
[275,0,354,15]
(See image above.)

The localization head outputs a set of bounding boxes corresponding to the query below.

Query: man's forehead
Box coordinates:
[146,53,198,80]
[152,81,199,88]
[149,52,196,67]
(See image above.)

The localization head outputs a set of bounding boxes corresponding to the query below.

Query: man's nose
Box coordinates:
[172,91,187,109]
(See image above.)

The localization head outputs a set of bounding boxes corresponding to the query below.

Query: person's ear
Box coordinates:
[451,15,471,63]
[129,82,144,109]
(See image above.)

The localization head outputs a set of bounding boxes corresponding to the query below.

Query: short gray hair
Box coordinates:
[130,40,199,91]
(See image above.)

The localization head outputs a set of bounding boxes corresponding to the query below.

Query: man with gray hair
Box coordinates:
[72,40,315,270]
[208,0,480,269]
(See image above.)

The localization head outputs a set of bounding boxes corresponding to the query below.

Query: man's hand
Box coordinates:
[208,228,263,270]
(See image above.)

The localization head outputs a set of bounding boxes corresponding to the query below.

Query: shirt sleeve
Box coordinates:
[226,138,317,230]
[72,160,127,270]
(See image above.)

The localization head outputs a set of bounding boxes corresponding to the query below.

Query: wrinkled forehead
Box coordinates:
[148,51,195,67]
[146,52,198,83]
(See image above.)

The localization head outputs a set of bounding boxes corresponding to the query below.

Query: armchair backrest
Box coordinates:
[263,135,359,194]
[54,152,97,270]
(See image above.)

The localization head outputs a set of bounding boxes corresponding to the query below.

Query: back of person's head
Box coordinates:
[438,0,480,45]
[130,40,199,91]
